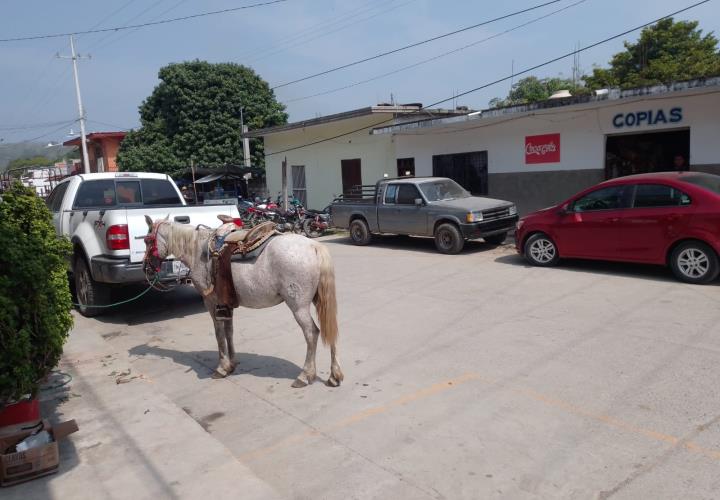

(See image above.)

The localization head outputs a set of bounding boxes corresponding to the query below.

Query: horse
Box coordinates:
[143,215,344,388]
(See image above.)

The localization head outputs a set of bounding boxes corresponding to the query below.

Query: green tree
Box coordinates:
[489,76,588,107]
[117,61,287,173]
[584,18,720,89]
[0,183,73,404]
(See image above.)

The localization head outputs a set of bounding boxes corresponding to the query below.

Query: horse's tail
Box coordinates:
[313,243,338,347]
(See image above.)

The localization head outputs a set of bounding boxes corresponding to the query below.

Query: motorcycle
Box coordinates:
[301,205,332,238]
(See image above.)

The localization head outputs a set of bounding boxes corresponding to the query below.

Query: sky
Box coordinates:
[1,0,718,146]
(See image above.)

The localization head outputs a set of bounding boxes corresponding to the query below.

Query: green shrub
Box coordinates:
[0,182,73,406]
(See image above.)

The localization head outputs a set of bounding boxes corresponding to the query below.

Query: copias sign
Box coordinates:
[612,107,682,128]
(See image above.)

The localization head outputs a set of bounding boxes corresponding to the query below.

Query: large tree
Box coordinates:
[489,76,587,107]
[584,18,720,89]
[117,61,287,173]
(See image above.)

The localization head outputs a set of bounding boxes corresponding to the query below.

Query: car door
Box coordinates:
[553,185,631,260]
[377,184,427,235]
[614,183,693,263]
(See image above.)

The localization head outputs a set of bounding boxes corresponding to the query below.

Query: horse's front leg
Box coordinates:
[204,297,236,378]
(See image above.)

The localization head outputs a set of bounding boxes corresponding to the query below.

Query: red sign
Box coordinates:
[525,133,560,164]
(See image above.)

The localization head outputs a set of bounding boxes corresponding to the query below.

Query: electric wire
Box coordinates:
[270,0,564,90]
[285,0,588,104]
[0,0,293,43]
[264,0,710,157]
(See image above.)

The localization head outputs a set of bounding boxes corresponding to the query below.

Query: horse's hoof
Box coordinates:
[211,369,227,379]
[291,378,308,388]
[327,376,340,387]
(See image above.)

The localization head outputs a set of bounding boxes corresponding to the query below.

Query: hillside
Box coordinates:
[0,142,75,171]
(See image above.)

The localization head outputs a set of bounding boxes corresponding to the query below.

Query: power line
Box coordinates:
[285,0,588,104]
[1,120,79,146]
[0,0,293,43]
[0,119,79,132]
[265,0,710,156]
[270,0,564,90]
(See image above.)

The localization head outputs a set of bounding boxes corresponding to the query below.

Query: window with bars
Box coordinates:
[291,165,307,206]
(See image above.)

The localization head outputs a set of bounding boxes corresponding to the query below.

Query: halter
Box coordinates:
[143,220,167,278]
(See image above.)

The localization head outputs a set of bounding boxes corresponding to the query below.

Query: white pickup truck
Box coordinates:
[45,172,239,316]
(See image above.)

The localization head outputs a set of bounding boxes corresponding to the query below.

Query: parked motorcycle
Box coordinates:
[301,205,331,238]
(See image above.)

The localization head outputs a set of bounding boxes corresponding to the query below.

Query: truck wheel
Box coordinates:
[524,232,559,267]
[74,258,110,317]
[349,219,372,246]
[484,232,507,245]
[434,223,464,254]
[670,241,719,284]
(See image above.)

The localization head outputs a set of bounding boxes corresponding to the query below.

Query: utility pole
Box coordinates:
[281,157,288,212]
[240,107,251,167]
[58,35,91,174]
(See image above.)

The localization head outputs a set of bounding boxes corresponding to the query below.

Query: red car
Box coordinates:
[515,172,720,284]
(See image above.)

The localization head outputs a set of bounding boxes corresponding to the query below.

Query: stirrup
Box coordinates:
[215,305,232,320]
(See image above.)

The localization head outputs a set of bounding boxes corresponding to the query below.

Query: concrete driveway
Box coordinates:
[16,234,720,499]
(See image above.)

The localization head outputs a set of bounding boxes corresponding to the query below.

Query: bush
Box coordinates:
[0,183,73,406]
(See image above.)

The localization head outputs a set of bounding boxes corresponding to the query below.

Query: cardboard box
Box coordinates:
[0,419,78,487]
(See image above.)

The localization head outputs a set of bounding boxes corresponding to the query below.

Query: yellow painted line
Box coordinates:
[238,372,720,463]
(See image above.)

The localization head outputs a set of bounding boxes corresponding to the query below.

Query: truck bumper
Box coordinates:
[459,216,519,239]
[90,256,186,284]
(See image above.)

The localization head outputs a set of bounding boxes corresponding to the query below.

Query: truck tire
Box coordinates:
[74,257,110,317]
[670,241,719,284]
[484,232,507,245]
[349,219,372,246]
[434,223,464,254]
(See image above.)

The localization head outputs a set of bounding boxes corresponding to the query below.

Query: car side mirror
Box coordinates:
[414,198,423,206]
[557,204,570,215]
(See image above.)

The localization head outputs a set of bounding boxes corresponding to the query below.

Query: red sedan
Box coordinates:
[515,172,720,284]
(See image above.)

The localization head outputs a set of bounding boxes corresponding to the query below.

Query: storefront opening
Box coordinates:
[605,129,690,179]
[432,151,488,195]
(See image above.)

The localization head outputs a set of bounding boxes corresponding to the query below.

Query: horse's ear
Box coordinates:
[217,214,234,223]
[164,213,170,221]
[145,215,153,230]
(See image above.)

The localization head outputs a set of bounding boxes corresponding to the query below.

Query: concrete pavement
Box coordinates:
[6,234,720,499]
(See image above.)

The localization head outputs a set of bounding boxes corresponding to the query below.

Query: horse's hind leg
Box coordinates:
[290,305,319,388]
[328,345,344,387]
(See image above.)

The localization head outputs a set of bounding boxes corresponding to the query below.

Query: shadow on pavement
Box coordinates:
[129,345,301,381]
[92,285,207,326]
[324,234,502,255]
[494,253,720,285]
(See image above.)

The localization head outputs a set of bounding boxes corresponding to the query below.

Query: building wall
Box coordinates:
[102,138,121,172]
[263,114,396,209]
[394,91,720,214]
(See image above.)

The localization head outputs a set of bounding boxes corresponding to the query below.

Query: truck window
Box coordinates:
[397,184,420,205]
[384,184,398,204]
[74,180,117,208]
[116,181,141,205]
[47,182,70,212]
[141,179,182,205]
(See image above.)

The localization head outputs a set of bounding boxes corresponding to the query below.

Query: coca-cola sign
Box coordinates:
[525,133,560,164]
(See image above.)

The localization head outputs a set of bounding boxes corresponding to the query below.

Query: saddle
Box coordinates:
[207,217,279,319]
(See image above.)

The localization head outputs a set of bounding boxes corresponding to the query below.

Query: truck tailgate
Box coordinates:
[127,205,238,262]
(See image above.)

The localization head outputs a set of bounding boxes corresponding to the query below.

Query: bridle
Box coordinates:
[143,220,166,280]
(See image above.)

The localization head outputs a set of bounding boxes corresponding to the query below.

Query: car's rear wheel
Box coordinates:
[74,257,110,317]
[524,233,559,267]
[670,241,719,284]
[434,223,464,254]
[484,232,507,245]
[349,219,371,245]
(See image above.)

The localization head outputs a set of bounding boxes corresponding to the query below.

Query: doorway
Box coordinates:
[432,151,488,195]
[341,159,362,197]
[605,128,690,179]
[397,158,415,177]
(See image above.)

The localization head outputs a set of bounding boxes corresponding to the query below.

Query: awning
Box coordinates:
[194,173,240,184]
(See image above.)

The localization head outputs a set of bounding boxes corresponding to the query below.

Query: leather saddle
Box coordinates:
[209,217,279,319]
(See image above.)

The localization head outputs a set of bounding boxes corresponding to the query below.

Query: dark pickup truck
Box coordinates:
[330,177,518,254]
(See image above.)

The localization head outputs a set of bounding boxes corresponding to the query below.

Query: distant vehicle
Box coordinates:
[46,172,239,316]
[515,172,720,284]
[330,177,518,254]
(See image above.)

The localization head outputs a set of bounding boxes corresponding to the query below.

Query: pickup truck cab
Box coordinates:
[331,177,518,254]
[45,172,239,316]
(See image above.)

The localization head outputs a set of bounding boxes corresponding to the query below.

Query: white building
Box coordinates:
[249,78,720,214]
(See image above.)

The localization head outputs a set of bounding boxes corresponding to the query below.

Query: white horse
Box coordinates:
[143,216,344,388]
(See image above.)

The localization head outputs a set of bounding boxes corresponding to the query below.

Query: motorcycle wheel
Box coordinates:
[303,219,324,238]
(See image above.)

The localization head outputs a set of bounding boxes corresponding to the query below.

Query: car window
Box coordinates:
[48,182,70,212]
[633,184,691,208]
[74,180,117,208]
[141,179,182,205]
[116,181,141,205]
[384,184,398,204]
[572,186,628,212]
[679,173,720,195]
[396,184,420,205]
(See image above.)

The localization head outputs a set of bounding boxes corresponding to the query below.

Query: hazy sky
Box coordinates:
[1,0,718,145]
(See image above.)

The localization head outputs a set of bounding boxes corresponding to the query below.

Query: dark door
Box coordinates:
[432,151,488,195]
[397,158,415,177]
[341,159,362,197]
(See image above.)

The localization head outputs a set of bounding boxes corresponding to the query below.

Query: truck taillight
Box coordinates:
[106,224,130,250]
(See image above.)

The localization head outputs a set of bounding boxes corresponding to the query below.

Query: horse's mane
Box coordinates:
[165,222,211,262]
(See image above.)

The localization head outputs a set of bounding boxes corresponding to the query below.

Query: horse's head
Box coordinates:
[143,214,171,276]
